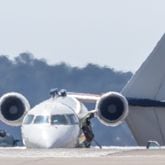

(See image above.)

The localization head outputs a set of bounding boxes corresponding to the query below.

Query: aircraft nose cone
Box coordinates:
[42,139,56,149]
[22,124,80,148]
[37,134,59,148]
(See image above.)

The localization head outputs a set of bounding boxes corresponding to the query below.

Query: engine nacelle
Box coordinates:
[96,92,128,126]
[0,92,30,126]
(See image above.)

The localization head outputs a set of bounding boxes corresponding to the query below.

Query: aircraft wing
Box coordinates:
[121,34,165,146]
[68,92,100,103]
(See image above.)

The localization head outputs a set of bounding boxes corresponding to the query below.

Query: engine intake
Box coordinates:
[0,92,30,126]
[96,92,128,126]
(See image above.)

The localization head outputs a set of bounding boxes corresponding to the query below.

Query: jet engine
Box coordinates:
[96,92,128,126]
[0,92,30,126]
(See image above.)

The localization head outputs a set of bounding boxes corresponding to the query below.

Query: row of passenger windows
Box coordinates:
[23,114,79,125]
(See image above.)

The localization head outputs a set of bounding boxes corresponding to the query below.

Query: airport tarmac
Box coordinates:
[0,147,165,165]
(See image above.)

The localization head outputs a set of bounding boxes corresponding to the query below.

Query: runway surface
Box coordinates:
[1,147,165,165]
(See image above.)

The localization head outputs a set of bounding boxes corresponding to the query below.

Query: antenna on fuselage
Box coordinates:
[50,88,59,98]
[59,89,67,97]
[49,88,67,98]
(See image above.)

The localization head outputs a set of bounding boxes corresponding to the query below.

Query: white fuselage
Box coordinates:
[21,95,88,148]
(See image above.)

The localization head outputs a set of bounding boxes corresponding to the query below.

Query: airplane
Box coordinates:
[0,90,128,148]
[0,33,165,148]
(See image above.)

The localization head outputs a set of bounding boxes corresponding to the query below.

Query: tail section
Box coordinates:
[122,34,165,145]
[122,33,165,100]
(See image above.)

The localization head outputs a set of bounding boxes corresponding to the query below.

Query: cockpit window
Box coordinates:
[51,115,68,125]
[66,114,79,125]
[51,114,79,125]
[23,114,34,124]
[33,115,49,124]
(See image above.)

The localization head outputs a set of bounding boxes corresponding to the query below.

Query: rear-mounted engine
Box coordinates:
[0,92,30,126]
[96,92,128,126]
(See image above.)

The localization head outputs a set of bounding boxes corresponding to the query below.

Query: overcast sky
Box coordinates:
[0,0,165,72]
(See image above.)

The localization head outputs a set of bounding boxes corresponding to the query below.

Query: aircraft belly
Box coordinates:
[127,106,165,146]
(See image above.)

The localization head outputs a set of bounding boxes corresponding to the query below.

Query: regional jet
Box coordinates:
[0,34,165,148]
[0,90,128,148]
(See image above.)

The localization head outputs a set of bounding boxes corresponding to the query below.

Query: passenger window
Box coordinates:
[67,114,79,125]
[51,115,68,125]
[33,115,49,124]
[23,115,34,124]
